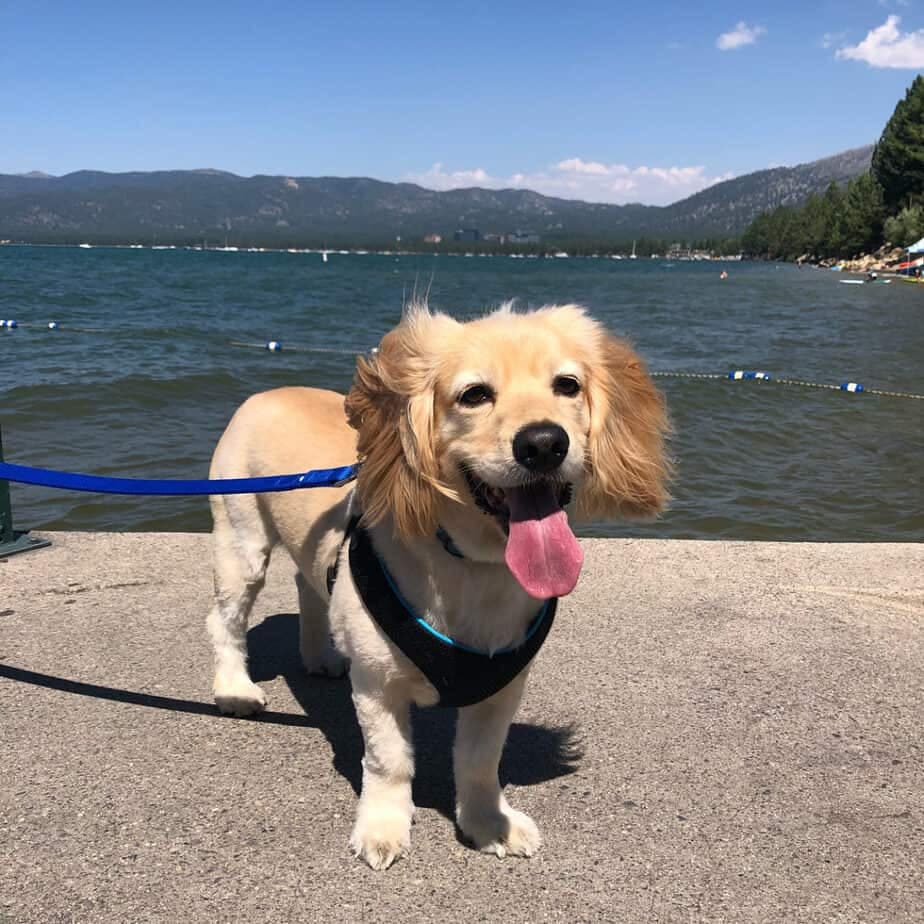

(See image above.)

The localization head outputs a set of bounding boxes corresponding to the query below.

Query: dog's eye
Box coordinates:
[553,375,581,397]
[458,384,494,407]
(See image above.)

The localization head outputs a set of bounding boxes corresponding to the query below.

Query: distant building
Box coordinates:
[507,230,540,245]
[423,233,442,244]
[453,228,481,242]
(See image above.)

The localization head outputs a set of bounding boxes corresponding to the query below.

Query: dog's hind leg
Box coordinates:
[208,496,274,716]
[295,571,349,677]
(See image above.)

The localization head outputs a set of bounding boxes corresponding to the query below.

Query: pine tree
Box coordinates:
[872,75,924,212]
[800,193,827,258]
[741,212,773,257]
[818,182,846,257]
[841,173,885,255]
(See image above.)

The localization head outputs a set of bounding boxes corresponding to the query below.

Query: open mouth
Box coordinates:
[462,468,573,528]
[461,467,583,600]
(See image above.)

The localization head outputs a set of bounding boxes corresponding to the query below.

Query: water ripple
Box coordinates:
[2,248,922,539]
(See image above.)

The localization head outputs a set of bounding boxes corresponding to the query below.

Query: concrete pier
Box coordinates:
[2,533,922,923]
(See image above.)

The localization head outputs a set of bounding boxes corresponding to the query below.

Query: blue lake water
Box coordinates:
[2,245,922,540]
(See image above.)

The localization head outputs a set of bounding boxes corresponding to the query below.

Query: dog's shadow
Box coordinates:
[247,613,582,819]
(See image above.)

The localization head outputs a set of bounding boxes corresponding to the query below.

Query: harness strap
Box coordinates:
[327,518,462,594]
[347,523,556,708]
[327,514,360,595]
[435,526,465,558]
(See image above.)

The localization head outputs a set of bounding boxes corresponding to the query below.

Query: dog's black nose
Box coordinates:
[512,423,570,473]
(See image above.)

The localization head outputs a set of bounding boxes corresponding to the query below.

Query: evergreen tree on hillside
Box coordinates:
[819,182,846,257]
[884,204,924,246]
[741,76,924,259]
[740,177,885,261]
[872,75,924,211]
[841,173,884,255]
[800,192,826,252]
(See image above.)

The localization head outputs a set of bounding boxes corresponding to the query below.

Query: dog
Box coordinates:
[206,302,669,869]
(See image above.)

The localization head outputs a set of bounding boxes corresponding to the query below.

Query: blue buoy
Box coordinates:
[266,341,282,352]
[728,370,771,381]
[48,321,59,330]
[840,382,864,393]
[5,319,17,329]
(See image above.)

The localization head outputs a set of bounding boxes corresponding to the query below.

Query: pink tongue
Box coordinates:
[504,484,584,599]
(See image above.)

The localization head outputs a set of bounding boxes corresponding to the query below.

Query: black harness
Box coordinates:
[329,517,557,708]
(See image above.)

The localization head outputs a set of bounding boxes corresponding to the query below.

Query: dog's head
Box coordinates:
[345,303,670,599]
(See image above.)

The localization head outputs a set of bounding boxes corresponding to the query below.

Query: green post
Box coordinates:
[0,423,51,558]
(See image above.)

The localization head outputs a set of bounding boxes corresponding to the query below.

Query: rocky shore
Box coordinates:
[799,244,911,273]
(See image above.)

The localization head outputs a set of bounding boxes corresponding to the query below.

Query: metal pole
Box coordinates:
[0,423,51,558]
[0,424,12,545]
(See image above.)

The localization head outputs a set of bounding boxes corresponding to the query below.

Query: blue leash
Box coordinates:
[0,461,359,496]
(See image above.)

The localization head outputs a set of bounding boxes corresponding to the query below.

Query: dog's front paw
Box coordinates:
[214,676,267,717]
[457,802,541,859]
[350,807,412,870]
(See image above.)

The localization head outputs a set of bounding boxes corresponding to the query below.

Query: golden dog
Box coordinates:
[207,302,669,868]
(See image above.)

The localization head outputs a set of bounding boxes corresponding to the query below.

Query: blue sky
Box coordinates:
[2,1,923,204]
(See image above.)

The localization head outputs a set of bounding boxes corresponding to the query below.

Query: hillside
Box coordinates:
[0,146,873,246]
[661,145,873,235]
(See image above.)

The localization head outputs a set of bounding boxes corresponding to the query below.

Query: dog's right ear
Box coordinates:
[345,308,458,538]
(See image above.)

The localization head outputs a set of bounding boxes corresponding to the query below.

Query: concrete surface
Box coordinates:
[1,532,922,923]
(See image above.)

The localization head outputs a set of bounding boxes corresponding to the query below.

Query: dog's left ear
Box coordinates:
[576,331,671,522]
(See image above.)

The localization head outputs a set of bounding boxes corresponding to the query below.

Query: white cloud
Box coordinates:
[716,21,766,51]
[820,31,846,50]
[405,159,734,206]
[836,15,924,67]
[556,157,610,176]
[413,163,491,186]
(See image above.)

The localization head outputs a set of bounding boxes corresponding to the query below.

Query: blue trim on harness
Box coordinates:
[0,461,359,496]
[375,546,553,657]
[346,518,558,707]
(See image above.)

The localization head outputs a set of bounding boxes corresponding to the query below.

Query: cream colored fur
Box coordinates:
[207,303,669,869]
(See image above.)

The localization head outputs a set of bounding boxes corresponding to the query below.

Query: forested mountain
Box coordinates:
[741,76,924,261]
[663,146,872,235]
[0,147,872,247]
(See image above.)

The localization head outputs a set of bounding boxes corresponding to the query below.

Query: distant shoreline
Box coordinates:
[0,240,744,261]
